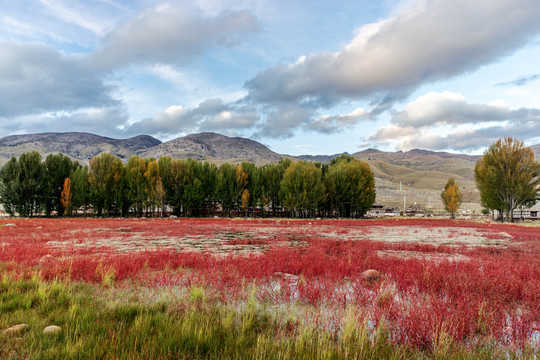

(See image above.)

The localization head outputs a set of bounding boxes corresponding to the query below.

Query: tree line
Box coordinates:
[0,152,376,218]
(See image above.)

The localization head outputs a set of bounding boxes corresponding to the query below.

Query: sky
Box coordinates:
[0,0,539,156]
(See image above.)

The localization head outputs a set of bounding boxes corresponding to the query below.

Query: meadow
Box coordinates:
[0,218,538,359]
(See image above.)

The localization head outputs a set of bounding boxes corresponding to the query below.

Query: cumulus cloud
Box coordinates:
[370,91,540,151]
[124,99,259,138]
[245,0,540,108]
[495,74,540,87]
[90,5,258,69]
[252,106,313,139]
[389,91,540,128]
[0,107,129,137]
[0,41,118,118]
[305,107,368,133]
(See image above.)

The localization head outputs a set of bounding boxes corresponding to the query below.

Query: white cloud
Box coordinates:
[0,41,118,118]
[124,99,259,138]
[305,107,368,133]
[246,0,540,108]
[370,91,540,151]
[90,5,258,69]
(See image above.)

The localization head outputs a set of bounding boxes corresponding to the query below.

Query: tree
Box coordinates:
[43,154,78,216]
[70,166,90,216]
[280,161,326,218]
[16,151,45,216]
[60,177,72,216]
[241,189,250,217]
[125,156,148,216]
[0,157,21,216]
[441,178,462,219]
[325,158,376,218]
[474,137,540,222]
[88,153,123,216]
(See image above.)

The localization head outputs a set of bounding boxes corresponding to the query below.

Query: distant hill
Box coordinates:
[0,131,538,210]
[137,132,285,165]
[297,153,350,163]
[0,132,161,165]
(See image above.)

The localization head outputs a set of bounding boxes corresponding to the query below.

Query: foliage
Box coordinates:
[474,137,540,222]
[325,158,376,217]
[0,218,538,358]
[441,178,462,219]
[280,161,326,217]
[0,151,377,219]
[88,153,123,216]
[60,178,72,216]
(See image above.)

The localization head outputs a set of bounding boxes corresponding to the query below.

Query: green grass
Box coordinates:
[0,276,536,359]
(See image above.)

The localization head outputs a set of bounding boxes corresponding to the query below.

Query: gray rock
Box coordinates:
[43,325,61,335]
[2,324,28,335]
[361,269,381,281]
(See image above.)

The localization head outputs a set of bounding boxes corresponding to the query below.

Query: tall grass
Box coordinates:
[1,276,537,359]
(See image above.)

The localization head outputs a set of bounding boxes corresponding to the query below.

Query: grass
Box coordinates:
[1,276,537,359]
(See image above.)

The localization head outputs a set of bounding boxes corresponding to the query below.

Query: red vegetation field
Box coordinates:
[1,218,539,352]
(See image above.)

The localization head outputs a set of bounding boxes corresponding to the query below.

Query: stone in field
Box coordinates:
[43,325,61,335]
[2,324,28,335]
[39,254,55,265]
[361,269,381,281]
[499,232,513,239]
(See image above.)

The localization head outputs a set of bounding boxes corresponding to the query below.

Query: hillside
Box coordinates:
[0,131,538,211]
[137,132,285,165]
[0,132,161,165]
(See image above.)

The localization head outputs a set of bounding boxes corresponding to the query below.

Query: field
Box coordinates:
[0,218,539,359]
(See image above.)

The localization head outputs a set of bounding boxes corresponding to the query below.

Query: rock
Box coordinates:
[2,324,28,335]
[169,215,178,219]
[4,223,16,227]
[274,272,299,282]
[43,325,61,335]
[499,232,513,239]
[361,269,381,281]
[38,254,55,265]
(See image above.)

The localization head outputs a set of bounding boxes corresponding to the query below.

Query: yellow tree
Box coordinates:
[241,189,250,217]
[441,178,462,219]
[60,177,72,216]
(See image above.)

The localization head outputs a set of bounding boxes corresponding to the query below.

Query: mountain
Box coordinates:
[532,144,540,159]
[137,132,285,165]
[0,131,538,210]
[297,152,350,163]
[0,132,161,165]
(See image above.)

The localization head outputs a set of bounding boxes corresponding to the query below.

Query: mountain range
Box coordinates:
[1,131,538,209]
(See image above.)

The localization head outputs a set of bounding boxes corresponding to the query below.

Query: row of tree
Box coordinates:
[0,152,376,218]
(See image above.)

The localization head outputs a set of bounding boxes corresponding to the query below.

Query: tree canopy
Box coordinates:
[474,137,540,222]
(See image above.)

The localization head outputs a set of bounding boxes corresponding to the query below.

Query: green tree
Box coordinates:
[474,137,540,222]
[441,178,462,219]
[262,159,290,216]
[325,158,376,217]
[125,156,148,216]
[280,161,326,218]
[43,153,78,216]
[88,153,123,216]
[70,166,90,216]
[16,151,46,216]
[0,157,21,216]
[216,163,238,216]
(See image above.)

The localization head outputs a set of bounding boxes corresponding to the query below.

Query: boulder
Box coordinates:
[43,325,61,335]
[39,254,55,265]
[499,232,513,239]
[361,269,381,281]
[2,324,28,335]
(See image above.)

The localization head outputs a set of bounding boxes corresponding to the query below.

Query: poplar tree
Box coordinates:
[441,178,462,219]
[474,137,540,222]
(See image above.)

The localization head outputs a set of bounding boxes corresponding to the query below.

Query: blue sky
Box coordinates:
[1,0,539,155]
